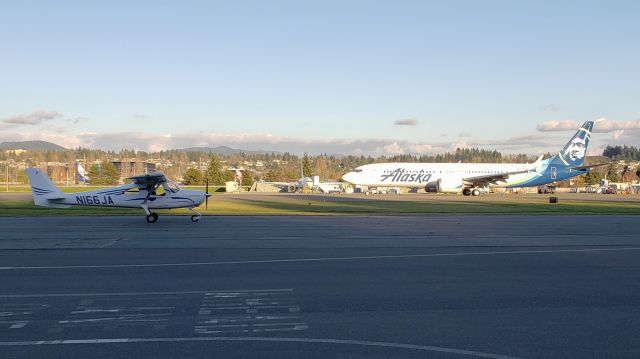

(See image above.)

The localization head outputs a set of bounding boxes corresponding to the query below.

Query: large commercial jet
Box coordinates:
[342,121,601,196]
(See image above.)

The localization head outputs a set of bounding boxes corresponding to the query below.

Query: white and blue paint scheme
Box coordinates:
[26,169,210,223]
[342,121,602,196]
[75,161,90,184]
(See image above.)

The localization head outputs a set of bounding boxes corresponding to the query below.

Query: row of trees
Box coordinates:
[182,156,255,186]
[602,145,640,161]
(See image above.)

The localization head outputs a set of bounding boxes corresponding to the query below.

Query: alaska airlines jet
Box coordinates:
[342,121,601,196]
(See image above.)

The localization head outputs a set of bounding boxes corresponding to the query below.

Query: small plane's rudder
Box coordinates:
[26,168,68,208]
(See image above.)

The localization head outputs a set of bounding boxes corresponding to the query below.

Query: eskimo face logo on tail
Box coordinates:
[564,137,586,161]
[559,121,593,165]
[380,168,432,183]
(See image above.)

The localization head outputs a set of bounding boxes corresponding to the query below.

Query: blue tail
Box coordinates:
[550,121,594,167]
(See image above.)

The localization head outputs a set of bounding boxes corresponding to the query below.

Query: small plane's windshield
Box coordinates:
[164,180,181,193]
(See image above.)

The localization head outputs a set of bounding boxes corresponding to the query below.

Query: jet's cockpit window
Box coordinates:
[164,180,181,193]
[353,169,363,173]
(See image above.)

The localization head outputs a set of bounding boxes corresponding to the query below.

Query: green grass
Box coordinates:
[2,194,639,216]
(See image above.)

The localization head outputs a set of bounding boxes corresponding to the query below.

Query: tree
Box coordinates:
[88,162,119,185]
[302,153,312,177]
[584,171,603,185]
[606,164,620,183]
[241,170,254,187]
[224,170,236,182]
[206,155,225,185]
[265,170,277,182]
[182,168,204,185]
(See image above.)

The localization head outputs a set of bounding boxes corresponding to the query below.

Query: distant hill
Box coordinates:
[0,140,66,151]
[180,146,279,155]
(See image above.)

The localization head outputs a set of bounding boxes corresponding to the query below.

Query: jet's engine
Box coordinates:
[424,177,463,194]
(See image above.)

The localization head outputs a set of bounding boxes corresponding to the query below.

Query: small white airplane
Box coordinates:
[342,120,607,195]
[26,169,210,223]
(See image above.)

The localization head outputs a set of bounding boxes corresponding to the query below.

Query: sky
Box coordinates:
[1,0,639,156]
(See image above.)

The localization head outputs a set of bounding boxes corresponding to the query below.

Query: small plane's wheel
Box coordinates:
[463,188,471,196]
[191,215,200,222]
[146,213,158,223]
[471,189,480,196]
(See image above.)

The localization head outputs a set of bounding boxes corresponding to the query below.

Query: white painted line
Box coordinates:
[0,336,523,359]
[10,322,27,329]
[1,247,639,271]
[0,289,293,299]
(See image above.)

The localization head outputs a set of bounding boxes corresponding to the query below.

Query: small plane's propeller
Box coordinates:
[205,177,210,210]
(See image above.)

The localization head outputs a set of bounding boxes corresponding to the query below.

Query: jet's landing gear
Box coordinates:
[463,188,481,196]
[146,213,159,223]
[189,208,202,223]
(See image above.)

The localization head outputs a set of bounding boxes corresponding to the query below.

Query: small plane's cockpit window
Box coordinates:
[354,169,363,173]
[165,180,181,193]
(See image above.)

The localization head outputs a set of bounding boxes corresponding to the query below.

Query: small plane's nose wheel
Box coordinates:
[188,208,202,223]
[146,213,159,223]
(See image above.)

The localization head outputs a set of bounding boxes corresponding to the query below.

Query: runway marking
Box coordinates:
[0,336,522,359]
[1,247,640,271]
[0,289,293,299]
[99,237,126,248]
[195,289,307,335]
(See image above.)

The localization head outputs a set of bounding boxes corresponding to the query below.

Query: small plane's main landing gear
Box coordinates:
[146,213,159,223]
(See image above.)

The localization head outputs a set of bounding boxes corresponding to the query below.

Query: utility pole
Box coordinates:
[6,163,9,192]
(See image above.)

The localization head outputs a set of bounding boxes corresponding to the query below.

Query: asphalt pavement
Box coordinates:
[0,215,639,358]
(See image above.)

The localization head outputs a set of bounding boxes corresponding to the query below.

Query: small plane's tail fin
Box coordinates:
[551,120,595,167]
[26,168,69,208]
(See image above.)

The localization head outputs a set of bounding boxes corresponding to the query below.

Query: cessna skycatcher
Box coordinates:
[342,120,603,196]
[26,169,210,223]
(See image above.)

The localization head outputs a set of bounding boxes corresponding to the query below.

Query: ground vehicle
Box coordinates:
[537,184,556,194]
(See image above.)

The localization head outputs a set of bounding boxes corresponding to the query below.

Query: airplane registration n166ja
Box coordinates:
[26,169,211,223]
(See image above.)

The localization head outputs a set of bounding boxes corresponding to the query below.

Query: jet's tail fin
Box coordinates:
[26,168,69,208]
[552,120,594,167]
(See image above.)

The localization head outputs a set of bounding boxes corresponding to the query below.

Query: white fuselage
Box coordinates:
[342,162,536,192]
[53,186,206,209]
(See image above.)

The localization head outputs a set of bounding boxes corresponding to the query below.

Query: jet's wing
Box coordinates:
[462,169,531,187]
[569,162,611,171]
[127,172,168,189]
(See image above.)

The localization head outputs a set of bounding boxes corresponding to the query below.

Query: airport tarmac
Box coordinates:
[1,215,639,358]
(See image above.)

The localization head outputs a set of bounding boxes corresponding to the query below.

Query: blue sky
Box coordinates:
[1,1,639,155]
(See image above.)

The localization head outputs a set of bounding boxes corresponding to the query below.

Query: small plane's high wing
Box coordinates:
[128,172,168,189]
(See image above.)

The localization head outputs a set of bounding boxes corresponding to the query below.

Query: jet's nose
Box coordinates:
[342,171,356,183]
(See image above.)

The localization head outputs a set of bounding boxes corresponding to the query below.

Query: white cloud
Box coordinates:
[383,142,405,155]
[536,120,580,132]
[612,130,625,140]
[537,118,640,134]
[408,144,433,154]
[593,119,640,133]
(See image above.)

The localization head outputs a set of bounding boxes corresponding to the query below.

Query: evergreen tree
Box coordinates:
[241,170,254,187]
[182,167,204,185]
[302,153,312,177]
[88,162,119,185]
[206,155,225,185]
